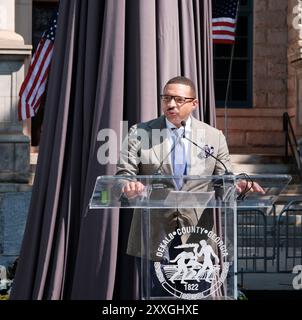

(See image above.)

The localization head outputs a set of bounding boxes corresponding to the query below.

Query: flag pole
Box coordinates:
[224,0,240,140]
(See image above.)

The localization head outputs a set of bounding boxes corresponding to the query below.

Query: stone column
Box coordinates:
[0,0,32,183]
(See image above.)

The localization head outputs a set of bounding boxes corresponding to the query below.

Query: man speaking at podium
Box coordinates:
[115,76,262,296]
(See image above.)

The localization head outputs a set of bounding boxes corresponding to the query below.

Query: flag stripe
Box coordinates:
[213,32,235,42]
[18,40,53,120]
[212,0,239,45]
[28,44,53,106]
[213,39,237,44]
[18,10,58,120]
[213,30,236,37]
[213,26,236,32]
[18,40,46,97]
[213,35,236,40]
[33,72,50,112]
[26,41,53,105]
[212,18,236,24]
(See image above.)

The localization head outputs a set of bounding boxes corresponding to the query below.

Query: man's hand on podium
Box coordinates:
[121,177,265,200]
[122,181,145,199]
[236,179,265,195]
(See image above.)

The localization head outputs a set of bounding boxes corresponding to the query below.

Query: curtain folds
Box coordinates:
[10,0,215,300]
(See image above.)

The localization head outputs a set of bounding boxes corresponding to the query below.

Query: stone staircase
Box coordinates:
[230,154,302,202]
[231,153,302,242]
[230,154,297,175]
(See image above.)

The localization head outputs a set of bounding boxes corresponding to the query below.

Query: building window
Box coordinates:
[32,1,58,50]
[214,0,253,108]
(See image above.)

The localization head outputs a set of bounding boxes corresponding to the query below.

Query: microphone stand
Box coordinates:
[180,120,234,200]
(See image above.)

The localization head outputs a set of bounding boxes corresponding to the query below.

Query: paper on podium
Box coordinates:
[164,190,215,207]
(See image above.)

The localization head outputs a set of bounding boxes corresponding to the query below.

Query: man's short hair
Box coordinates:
[164,76,196,98]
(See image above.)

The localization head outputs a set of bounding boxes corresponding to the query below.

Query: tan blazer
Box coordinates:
[115,115,232,259]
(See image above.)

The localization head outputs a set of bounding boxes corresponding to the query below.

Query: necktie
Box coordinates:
[172,129,186,189]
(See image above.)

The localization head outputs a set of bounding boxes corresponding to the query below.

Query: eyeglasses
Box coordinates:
[160,95,195,106]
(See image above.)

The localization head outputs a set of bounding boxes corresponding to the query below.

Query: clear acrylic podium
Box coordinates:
[89,174,291,300]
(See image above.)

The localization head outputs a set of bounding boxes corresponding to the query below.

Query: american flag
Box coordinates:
[18,11,58,120]
[212,0,239,44]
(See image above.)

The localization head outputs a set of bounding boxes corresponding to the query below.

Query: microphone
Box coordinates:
[181,120,186,138]
[180,120,233,200]
[181,121,254,201]
[180,120,232,175]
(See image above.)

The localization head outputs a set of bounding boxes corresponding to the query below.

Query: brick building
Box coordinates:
[216,0,302,155]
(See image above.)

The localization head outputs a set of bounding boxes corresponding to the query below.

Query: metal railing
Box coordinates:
[283,112,302,177]
[237,202,302,275]
[237,207,275,274]
[277,200,302,273]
